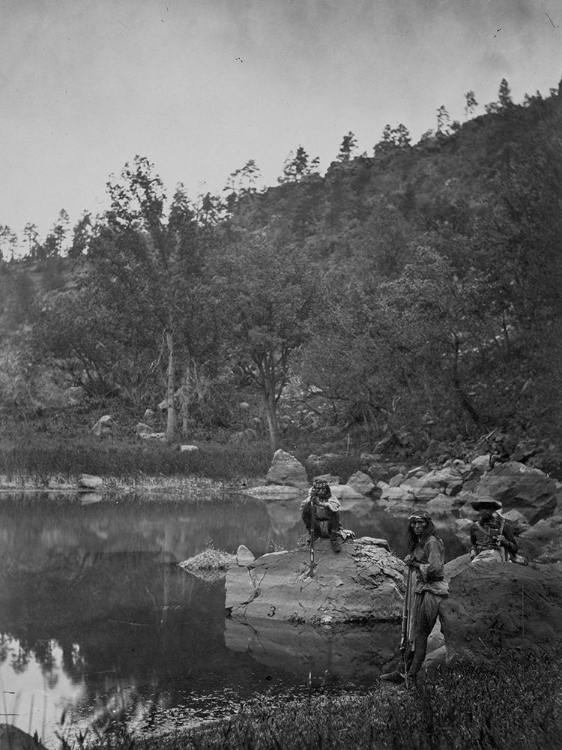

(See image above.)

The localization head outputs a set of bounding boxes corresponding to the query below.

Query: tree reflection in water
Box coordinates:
[0,490,466,745]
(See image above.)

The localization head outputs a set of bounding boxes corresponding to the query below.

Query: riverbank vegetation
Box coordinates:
[60,651,560,750]
[1,78,562,476]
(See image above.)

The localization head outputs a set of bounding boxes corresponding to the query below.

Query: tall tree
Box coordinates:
[464,90,478,119]
[208,239,320,449]
[90,156,205,440]
[23,223,39,258]
[337,132,357,162]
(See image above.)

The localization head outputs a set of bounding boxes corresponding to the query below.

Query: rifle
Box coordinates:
[309,496,316,577]
[399,566,415,681]
[496,513,507,561]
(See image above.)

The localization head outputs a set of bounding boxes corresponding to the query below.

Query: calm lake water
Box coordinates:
[0,489,466,747]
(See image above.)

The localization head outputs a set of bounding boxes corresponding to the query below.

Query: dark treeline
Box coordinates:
[1,78,561,457]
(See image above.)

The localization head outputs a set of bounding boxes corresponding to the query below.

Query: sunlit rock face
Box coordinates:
[225,538,404,624]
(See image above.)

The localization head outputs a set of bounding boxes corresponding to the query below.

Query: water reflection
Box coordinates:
[0,490,466,746]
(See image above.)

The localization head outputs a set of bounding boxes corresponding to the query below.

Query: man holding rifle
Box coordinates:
[300,479,343,553]
[380,510,448,687]
[470,496,518,564]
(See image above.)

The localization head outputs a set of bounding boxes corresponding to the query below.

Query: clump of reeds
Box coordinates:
[179,542,236,582]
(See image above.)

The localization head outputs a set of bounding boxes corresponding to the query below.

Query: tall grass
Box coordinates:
[62,652,561,750]
[0,439,274,484]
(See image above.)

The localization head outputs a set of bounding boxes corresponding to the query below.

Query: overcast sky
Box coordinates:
[1,0,561,243]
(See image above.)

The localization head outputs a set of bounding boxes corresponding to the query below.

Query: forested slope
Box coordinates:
[1,81,561,460]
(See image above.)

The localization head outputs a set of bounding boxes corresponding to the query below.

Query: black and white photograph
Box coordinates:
[1,1,561,748]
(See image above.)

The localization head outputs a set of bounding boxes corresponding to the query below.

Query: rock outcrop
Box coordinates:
[226,537,404,624]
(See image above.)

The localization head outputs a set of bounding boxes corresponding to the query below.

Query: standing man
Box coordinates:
[380,510,448,687]
[300,479,343,553]
[470,496,518,564]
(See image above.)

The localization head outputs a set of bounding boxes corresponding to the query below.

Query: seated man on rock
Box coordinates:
[470,496,518,564]
[301,480,343,553]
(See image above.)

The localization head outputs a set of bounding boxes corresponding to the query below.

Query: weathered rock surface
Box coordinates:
[78,473,103,490]
[91,414,113,437]
[475,461,559,522]
[265,449,309,489]
[347,471,376,497]
[519,514,562,563]
[440,559,562,665]
[225,538,404,624]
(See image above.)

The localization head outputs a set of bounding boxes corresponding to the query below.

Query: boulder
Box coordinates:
[236,544,256,566]
[266,449,309,489]
[135,422,154,437]
[501,508,530,535]
[226,538,404,624]
[78,473,103,490]
[91,414,113,437]
[440,561,562,665]
[329,484,366,503]
[426,493,462,513]
[520,514,562,563]
[475,461,558,522]
[471,454,493,472]
[141,431,166,441]
[179,444,199,452]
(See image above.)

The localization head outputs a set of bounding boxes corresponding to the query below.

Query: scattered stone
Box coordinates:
[347,471,375,497]
[91,415,113,437]
[135,422,154,437]
[266,449,309,489]
[236,544,256,566]
[179,444,199,452]
[78,473,103,490]
[476,461,558,522]
[141,432,167,441]
[520,514,562,563]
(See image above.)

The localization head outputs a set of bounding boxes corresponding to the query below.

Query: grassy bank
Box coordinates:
[0,438,274,486]
[59,653,561,750]
[0,433,364,487]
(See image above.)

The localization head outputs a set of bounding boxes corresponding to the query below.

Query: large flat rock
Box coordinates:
[225,538,404,624]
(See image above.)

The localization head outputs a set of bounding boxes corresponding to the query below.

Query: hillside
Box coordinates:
[1,82,561,466]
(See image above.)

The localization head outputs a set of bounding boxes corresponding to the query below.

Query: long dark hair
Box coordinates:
[407,518,439,553]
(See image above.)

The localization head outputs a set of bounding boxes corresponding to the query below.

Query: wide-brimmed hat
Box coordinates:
[471,496,502,510]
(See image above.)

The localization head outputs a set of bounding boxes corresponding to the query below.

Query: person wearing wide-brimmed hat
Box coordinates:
[470,496,518,564]
[380,509,448,687]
